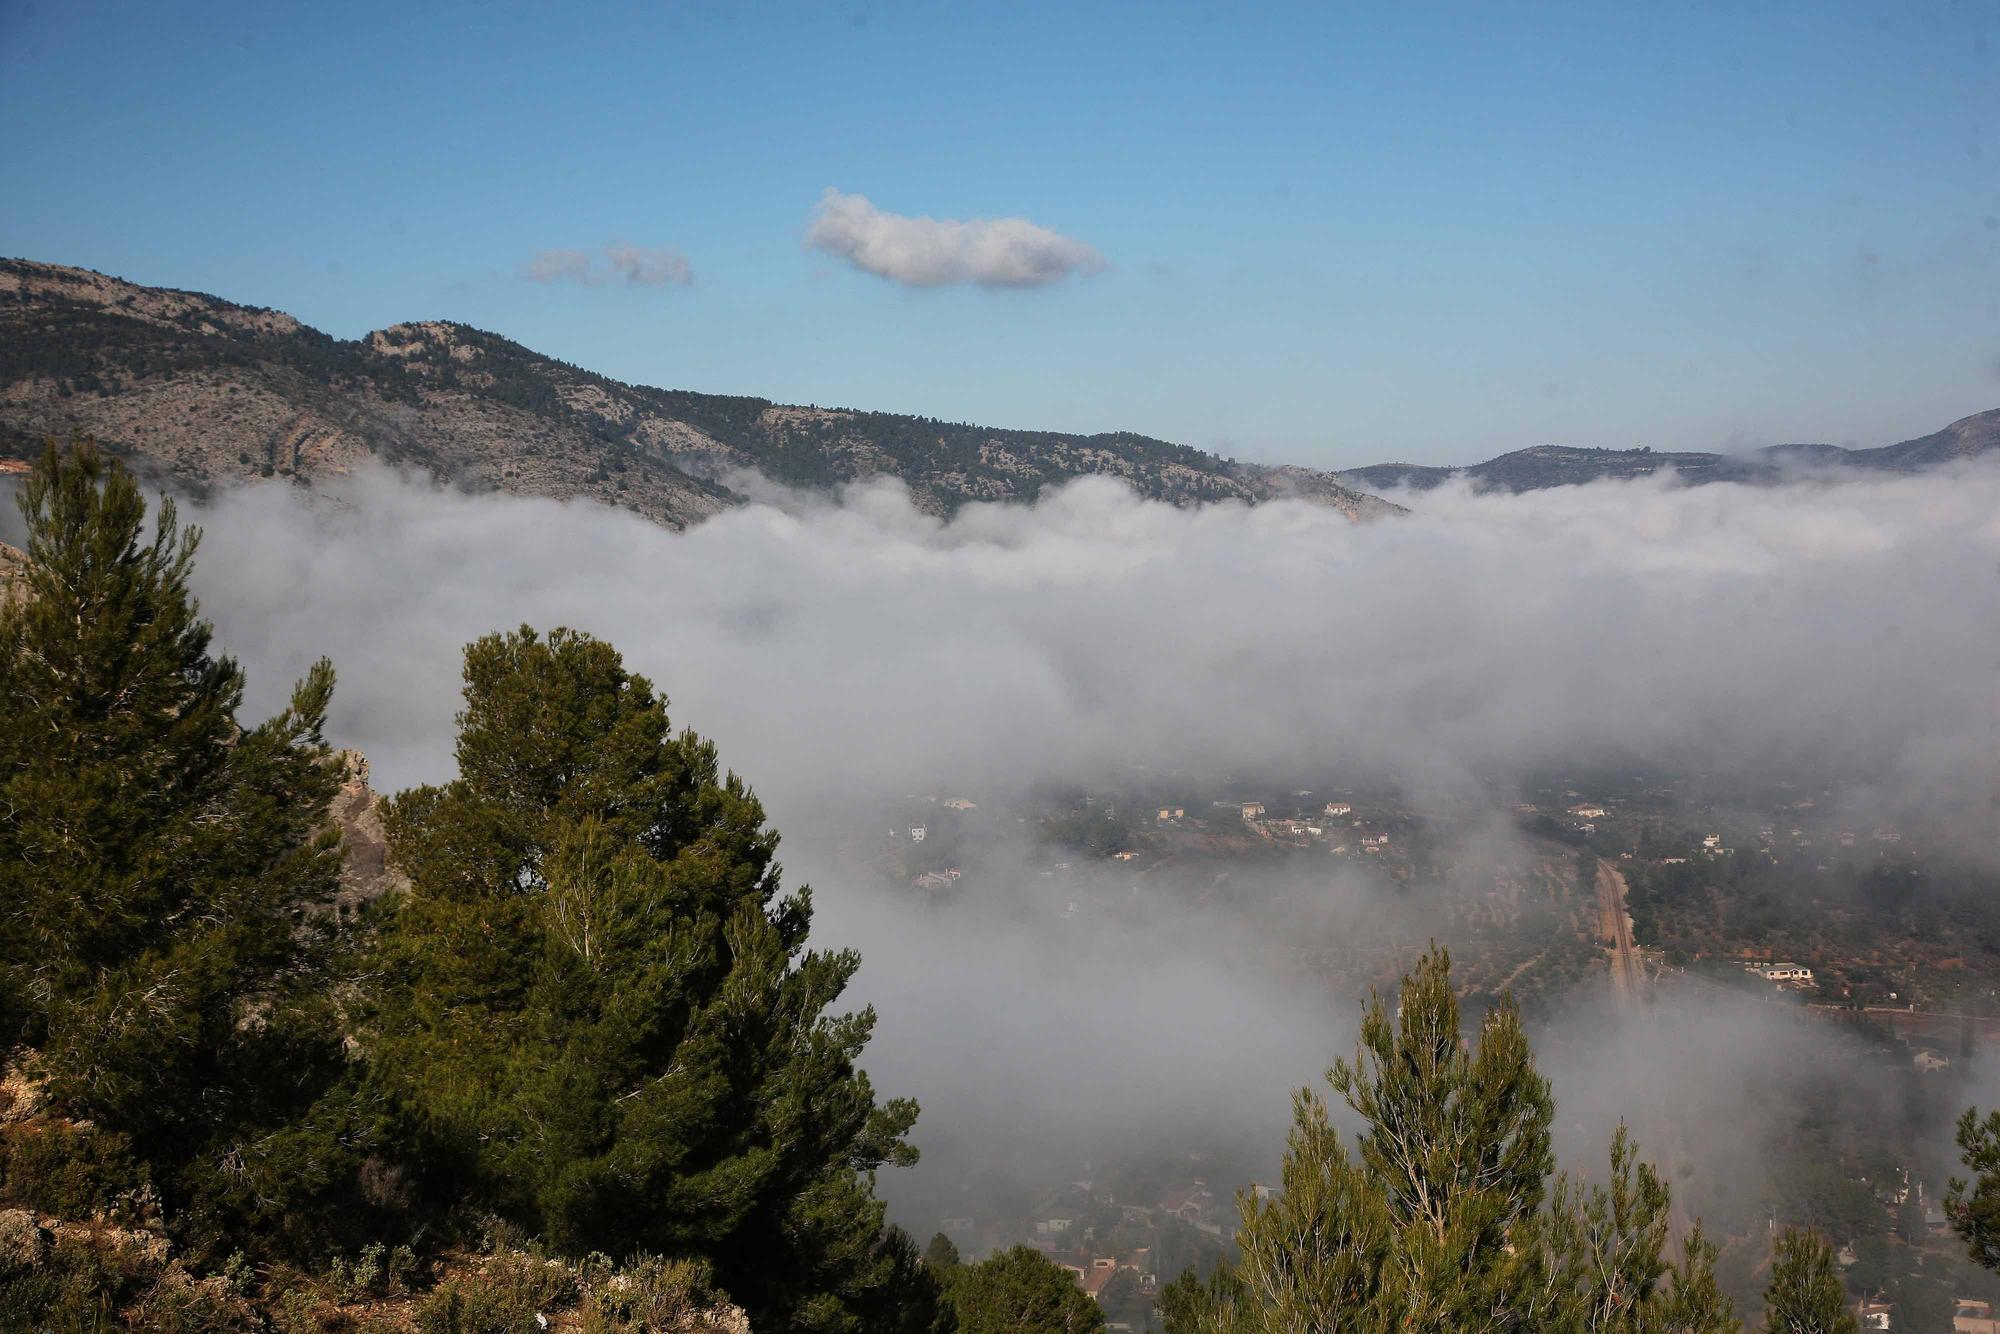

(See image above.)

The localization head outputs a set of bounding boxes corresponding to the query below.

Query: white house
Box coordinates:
[1746,962,1813,984]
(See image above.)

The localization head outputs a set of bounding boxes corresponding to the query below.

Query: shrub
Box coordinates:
[414,1252,580,1334]
[328,1240,420,1301]
[124,1267,258,1332]
[582,1255,724,1333]
[0,1121,146,1220]
[0,1224,171,1329]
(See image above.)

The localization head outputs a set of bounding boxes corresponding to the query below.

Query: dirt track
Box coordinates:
[1594,857,1698,1244]
[1595,859,1641,1010]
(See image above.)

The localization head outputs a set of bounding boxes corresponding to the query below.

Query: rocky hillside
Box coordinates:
[0,259,1395,524]
[1340,409,2000,494]
[2,1055,752,1332]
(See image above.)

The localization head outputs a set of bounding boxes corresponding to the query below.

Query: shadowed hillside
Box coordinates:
[0,259,1396,525]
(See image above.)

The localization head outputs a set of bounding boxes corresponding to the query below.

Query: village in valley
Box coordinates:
[849,766,2000,1330]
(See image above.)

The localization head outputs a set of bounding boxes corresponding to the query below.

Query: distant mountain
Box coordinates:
[0,259,1396,525]
[1338,410,2000,495]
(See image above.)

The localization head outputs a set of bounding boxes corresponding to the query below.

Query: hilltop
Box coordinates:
[1339,409,2000,494]
[0,259,1395,525]
[11,258,1987,519]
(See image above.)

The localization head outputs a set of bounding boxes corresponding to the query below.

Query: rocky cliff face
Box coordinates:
[325,750,407,918]
[1,258,1396,524]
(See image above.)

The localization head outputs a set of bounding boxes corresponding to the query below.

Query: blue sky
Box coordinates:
[3,0,1996,466]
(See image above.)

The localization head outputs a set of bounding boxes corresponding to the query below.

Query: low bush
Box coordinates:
[0,1121,147,1220]
[414,1251,580,1334]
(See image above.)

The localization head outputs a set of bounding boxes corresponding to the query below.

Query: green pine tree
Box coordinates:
[361,625,927,1331]
[1653,1227,1742,1334]
[1949,1105,2000,1269]
[1167,947,1737,1334]
[1222,946,1552,1332]
[1521,1136,1740,1334]
[1759,1229,1856,1334]
[1158,1266,1251,1334]
[926,1232,963,1272]
[942,1245,1105,1334]
[0,440,358,1259]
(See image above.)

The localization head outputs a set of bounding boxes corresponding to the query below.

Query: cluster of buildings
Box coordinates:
[890,795,981,845]
[1566,801,1607,834]
[1842,1174,2000,1331]
[1192,798,1384,854]
[1047,1252,1158,1305]
[1853,1288,1994,1330]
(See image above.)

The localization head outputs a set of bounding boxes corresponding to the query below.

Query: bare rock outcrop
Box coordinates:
[328,749,406,916]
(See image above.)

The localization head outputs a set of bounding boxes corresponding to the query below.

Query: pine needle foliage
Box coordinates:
[1758,1229,1856,1334]
[1949,1105,2000,1270]
[1166,946,1738,1334]
[941,1245,1106,1334]
[362,625,927,1331]
[0,439,355,1258]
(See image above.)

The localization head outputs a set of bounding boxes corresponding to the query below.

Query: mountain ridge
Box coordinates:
[9,258,1992,516]
[0,258,1396,524]
[1337,408,2000,494]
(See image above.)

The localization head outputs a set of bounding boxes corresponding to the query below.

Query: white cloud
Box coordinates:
[519,243,692,288]
[519,248,593,284]
[43,463,1992,1241]
[167,464,2000,837]
[805,188,1106,289]
[602,243,692,288]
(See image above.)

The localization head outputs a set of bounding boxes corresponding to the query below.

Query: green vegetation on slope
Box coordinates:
[0,441,937,1330]
[12,438,2000,1330]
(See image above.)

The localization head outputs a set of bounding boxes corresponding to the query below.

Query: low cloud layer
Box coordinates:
[177,464,2000,842]
[36,461,1994,1242]
[806,189,1106,289]
[520,242,693,288]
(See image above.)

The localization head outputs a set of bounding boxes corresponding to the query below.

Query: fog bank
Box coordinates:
[179,464,2000,830]
[12,461,1997,1242]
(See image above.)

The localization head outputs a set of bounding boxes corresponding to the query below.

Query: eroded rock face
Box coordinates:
[328,749,407,916]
